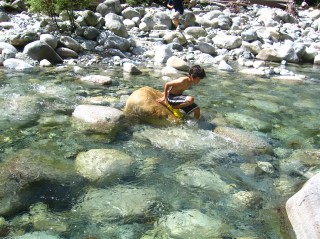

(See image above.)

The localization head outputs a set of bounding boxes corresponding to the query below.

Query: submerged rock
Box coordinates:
[214,126,273,155]
[73,186,159,223]
[75,148,134,183]
[156,209,224,238]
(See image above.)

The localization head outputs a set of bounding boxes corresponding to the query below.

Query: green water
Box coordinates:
[1,63,320,238]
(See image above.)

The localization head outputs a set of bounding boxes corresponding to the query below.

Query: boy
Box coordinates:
[157,65,206,120]
[167,0,184,30]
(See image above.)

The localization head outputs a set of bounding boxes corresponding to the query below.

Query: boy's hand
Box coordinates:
[156,96,168,106]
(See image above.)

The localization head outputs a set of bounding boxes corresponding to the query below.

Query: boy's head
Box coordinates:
[189,65,206,79]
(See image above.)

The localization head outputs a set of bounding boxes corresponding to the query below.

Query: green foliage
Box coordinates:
[27,0,91,32]
[126,0,150,6]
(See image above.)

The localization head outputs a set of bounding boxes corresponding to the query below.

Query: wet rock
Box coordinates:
[173,162,232,194]
[225,112,271,131]
[154,45,173,63]
[0,149,81,216]
[214,126,273,155]
[72,104,124,134]
[133,126,237,156]
[73,186,159,223]
[75,148,134,183]
[29,202,68,233]
[156,209,224,238]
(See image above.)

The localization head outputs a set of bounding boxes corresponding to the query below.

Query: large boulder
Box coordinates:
[72,105,124,134]
[286,172,320,239]
[123,86,179,125]
[23,40,63,64]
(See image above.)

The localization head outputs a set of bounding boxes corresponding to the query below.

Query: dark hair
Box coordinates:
[189,65,206,79]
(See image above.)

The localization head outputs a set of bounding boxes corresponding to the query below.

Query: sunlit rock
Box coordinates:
[271,75,306,83]
[123,62,142,74]
[75,148,134,183]
[73,186,158,223]
[156,209,224,238]
[79,74,113,85]
[166,56,190,72]
[286,172,320,239]
[123,86,179,125]
[3,58,33,70]
[239,68,266,76]
[72,104,124,134]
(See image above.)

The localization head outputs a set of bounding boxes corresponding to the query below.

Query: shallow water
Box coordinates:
[1,63,320,238]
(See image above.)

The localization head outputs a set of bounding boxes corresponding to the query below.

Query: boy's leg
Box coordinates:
[193,107,200,120]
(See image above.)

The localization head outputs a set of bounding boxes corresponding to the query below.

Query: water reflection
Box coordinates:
[0,63,319,238]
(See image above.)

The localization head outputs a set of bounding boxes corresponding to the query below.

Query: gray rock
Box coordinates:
[104,13,128,38]
[0,42,18,54]
[166,56,190,72]
[104,35,130,51]
[40,34,58,49]
[23,40,63,63]
[123,62,142,74]
[198,42,216,55]
[96,0,121,17]
[213,35,242,49]
[122,7,141,19]
[60,36,82,52]
[184,26,206,38]
[154,45,173,63]
[56,47,78,59]
[83,26,100,40]
[82,10,99,26]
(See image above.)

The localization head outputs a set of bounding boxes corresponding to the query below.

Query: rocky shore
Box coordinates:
[0,0,320,238]
[0,0,319,77]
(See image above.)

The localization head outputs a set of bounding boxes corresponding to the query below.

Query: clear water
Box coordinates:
[1,63,320,239]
